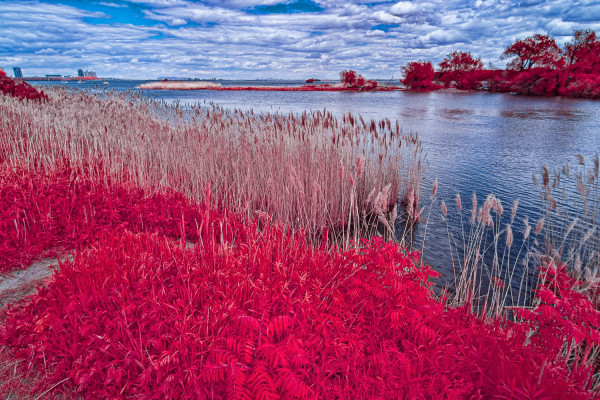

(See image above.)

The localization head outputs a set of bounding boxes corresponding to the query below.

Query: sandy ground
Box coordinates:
[136,81,222,90]
[0,256,71,308]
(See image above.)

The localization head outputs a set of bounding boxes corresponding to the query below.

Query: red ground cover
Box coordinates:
[0,70,48,101]
[0,162,219,273]
[1,165,599,399]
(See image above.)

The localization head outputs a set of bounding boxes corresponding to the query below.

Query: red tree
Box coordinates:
[501,34,563,71]
[340,70,358,87]
[565,29,600,74]
[438,51,484,90]
[339,70,377,90]
[400,61,439,91]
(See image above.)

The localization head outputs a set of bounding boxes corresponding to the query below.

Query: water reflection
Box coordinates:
[500,108,586,120]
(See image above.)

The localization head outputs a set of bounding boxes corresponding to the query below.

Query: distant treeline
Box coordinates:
[399,29,600,98]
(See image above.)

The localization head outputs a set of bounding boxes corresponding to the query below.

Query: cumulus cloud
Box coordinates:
[0,0,597,79]
[389,1,420,16]
[366,29,386,37]
[370,10,403,24]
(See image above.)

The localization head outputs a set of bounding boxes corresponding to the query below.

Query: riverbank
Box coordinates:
[136,80,400,91]
[1,77,600,399]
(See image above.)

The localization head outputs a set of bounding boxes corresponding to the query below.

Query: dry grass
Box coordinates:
[431,154,600,319]
[0,87,422,246]
[533,155,600,303]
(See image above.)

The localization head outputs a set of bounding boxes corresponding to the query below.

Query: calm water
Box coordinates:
[33,80,600,282]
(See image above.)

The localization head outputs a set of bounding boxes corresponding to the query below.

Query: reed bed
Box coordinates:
[0,87,422,246]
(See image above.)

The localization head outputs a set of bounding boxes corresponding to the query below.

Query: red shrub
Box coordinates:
[560,73,600,98]
[0,162,218,273]
[0,70,48,101]
[1,177,598,398]
[400,62,442,91]
[339,69,357,87]
[339,70,379,91]
[438,51,484,90]
[495,68,562,96]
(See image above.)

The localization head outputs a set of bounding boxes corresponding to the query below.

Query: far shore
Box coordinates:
[136,80,401,92]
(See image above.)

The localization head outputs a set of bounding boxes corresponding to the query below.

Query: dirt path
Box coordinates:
[0,256,70,308]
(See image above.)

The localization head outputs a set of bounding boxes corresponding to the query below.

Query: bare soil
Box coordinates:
[0,256,70,308]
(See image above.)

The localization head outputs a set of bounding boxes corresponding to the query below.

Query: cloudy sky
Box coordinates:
[1,0,599,79]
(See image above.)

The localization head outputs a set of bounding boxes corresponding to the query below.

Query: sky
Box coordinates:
[1,0,599,80]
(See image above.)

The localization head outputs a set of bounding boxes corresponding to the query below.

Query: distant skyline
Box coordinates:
[1,1,600,80]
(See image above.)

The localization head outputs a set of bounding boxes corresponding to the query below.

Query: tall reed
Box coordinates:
[432,154,600,319]
[533,155,600,304]
[0,88,422,246]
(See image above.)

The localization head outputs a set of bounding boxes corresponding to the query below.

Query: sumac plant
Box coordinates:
[2,191,600,398]
[0,161,213,273]
[0,70,47,101]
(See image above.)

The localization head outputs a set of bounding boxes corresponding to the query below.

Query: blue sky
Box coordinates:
[1,0,599,79]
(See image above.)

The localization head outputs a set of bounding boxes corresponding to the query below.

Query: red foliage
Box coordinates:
[340,69,358,87]
[498,68,562,96]
[438,51,484,90]
[339,70,379,91]
[565,29,600,75]
[0,162,213,273]
[0,70,48,101]
[400,29,600,98]
[514,261,600,356]
[502,34,563,71]
[560,73,600,98]
[1,163,599,399]
[400,61,441,91]
[364,79,378,90]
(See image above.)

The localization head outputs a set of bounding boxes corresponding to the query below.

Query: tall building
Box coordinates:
[84,70,97,78]
[13,67,23,78]
[78,69,84,77]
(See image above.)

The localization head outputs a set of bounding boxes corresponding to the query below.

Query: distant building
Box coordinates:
[13,67,23,78]
[78,69,84,77]
[46,74,62,78]
[84,70,97,78]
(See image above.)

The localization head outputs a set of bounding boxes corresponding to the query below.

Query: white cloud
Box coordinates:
[366,29,386,37]
[389,1,420,16]
[98,2,128,8]
[545,19,576,36]
[370,10,403,24]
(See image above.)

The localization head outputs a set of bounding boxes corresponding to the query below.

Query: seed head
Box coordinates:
[510,199,519,224]
[535,217,545,235]
[506,224,513,247]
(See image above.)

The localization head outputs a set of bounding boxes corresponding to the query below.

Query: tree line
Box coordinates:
[336,29,599,98]
[399,29,600,98]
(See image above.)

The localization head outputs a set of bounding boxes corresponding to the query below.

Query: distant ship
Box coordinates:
[305,78,321,83]
[103,81,109,85]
